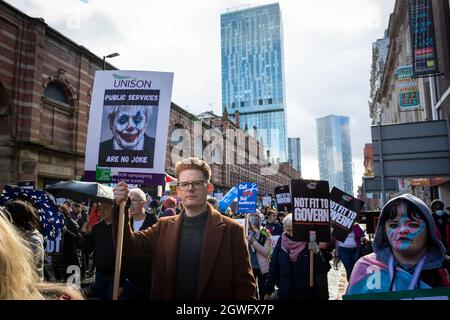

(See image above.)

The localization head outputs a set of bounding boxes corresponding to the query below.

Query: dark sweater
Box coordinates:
[175,211,208,300]
[92,220,115,277]
[121,211,158,293]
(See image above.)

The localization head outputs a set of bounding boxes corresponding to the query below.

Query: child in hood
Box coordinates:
[346,194,450,294]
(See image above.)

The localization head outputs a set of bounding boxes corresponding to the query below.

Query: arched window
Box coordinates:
[44,82,69,104]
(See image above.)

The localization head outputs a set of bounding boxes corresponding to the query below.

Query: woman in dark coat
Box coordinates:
[265,213,332,300]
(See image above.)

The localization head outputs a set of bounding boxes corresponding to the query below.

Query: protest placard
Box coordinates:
[237,182,258,214]
[275,185,291,212]
[290,179,330,242]
[329,187,364,242]
[84,71,173,186]
[262,196,272,207]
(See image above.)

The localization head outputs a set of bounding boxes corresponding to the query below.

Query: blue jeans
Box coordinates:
[95,271,114,300]
[338,246,359,281]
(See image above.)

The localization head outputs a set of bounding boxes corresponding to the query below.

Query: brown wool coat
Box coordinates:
[112,203,257,300]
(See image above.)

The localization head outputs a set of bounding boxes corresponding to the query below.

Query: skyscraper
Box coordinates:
[221,3,287,162]
[316,115,353,195]
[288,137,301,174]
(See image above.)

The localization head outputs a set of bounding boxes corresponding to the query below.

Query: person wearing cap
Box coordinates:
[262,209,283,236]
[430,199,450,255]
[112,157,256,300]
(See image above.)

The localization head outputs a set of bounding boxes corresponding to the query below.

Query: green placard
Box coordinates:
[96,166,111,182]
[343,287,450,300]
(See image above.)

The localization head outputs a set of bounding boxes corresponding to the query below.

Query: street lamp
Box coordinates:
[103,52,120,70]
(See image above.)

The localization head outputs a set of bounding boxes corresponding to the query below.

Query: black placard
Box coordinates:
[329,187,364,242]
[408,0,439,76]
[103,89,160,106]
[291,179,330,242]
[274,185,291,212]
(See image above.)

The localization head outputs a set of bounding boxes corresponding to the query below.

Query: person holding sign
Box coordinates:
[247,213,271,300]
[346,194,450,295]
[112,157,256,300]
[264,214,331,300]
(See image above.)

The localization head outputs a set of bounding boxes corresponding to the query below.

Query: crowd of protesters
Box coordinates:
[0,157,449,300]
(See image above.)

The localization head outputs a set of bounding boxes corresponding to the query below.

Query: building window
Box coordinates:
[240,101,245,107]
[259,99,263,105]
[41,81,75,151]
[44,82,69,105]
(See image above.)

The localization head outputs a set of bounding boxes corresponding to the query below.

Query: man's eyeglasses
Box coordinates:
[177,180,207,191]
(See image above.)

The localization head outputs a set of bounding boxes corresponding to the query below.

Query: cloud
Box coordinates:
[6,0,394,194]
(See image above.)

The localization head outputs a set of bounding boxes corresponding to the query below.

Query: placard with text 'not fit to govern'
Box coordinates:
[290,179,330,242]
[329,187,364,242]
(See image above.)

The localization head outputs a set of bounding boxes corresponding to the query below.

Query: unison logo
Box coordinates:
[112,73,152,88]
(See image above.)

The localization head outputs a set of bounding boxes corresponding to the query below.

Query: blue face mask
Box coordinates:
[435,210,445,217]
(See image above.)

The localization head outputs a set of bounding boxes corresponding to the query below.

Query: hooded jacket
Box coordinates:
[346,194,449,295]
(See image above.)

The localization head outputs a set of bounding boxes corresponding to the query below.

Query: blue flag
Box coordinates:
[0,185,65,241]
[218,186,238,212]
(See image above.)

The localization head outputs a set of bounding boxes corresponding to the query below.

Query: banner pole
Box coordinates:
[112,201,126,300]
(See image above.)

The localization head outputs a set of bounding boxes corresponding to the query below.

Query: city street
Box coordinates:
[1,0,449,303]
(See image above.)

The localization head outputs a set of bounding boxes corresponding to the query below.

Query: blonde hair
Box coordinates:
[0,208,83,300]
[175,157,212,182]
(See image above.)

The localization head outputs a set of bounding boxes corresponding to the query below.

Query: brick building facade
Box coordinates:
[0,0,300,198]
[0,1,110,189]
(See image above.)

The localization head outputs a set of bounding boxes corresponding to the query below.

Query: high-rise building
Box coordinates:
[288,137,301,174]
[316,115,353,195]
[221,3,288,162]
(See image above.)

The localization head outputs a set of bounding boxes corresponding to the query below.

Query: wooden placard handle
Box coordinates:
[112,200,126,300]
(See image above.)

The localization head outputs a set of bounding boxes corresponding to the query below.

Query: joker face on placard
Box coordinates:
[109,105,149,150]
[384,201,427,255]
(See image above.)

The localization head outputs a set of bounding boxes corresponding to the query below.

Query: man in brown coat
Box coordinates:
[112,157,256,300]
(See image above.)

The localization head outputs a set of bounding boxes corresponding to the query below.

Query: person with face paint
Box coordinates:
[430,199,450,255]
[98,105,155,168]
[346,194,450,295]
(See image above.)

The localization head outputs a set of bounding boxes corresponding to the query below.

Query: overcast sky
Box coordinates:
[8,0,395,193]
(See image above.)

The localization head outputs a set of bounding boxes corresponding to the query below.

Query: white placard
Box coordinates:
[84,70,173,177]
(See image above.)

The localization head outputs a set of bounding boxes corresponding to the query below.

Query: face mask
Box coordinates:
[435,210,445,217]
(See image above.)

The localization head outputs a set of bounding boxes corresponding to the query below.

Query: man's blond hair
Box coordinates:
[175,157,212,182]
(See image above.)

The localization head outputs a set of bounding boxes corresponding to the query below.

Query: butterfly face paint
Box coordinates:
[385,203,427,254]
[109,106,148,150]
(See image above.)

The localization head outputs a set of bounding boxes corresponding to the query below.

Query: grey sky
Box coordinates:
[8,0,395,193]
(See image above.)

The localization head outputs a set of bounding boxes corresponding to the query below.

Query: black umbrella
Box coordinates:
[44,180,114,204]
